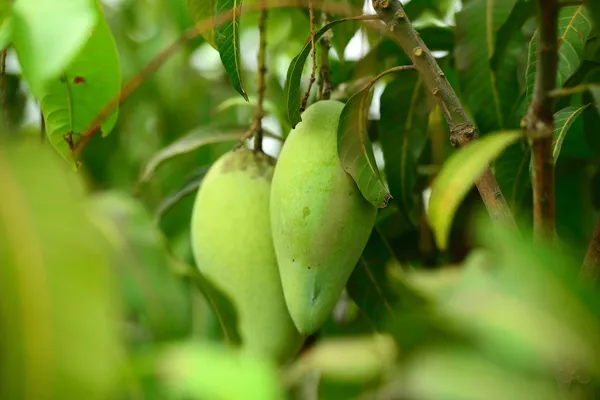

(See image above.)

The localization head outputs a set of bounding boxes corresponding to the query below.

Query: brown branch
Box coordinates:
[318,12,332,100]
[523,0,558,242]
[301,0,317,112]
[372,0,517,230]
[581,217,600,283]
[253,0,268,153]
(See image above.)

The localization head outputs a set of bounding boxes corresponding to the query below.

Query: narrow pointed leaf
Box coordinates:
[455,0,518,133]
[338,69,406,208]
[11,0,97,94]
[525,6,593,104]
[188,0,217,48]
[379,71,430,223]
[552,104,590,162]
[285,16,366,128]
[36,5,121,167]
[428,131,523,250]
[214,0,247,100]
[138,129,243,184]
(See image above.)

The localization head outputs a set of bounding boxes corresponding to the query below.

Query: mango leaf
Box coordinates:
[154,167,209,222]
[0,139,123,399]
[525,6,593,104]
[214,0,247,100]
[585,1,600,32]
[138,128,243,184]
[11,0,97,95]
[494,139,531,212]
[455,0,518,133]
[36,4,121,167]
[427,130,523,250]
[156,341,282,399]
[327,0,364,59]
[346,228,427,330]
[379,71,430,223]
[552,104,590,162]
[188,0,217,48]
[338,67,409,208]
[490,0,536,71]
[285,16,366,128]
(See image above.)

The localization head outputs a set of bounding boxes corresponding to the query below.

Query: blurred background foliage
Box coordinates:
[2,0,600,399]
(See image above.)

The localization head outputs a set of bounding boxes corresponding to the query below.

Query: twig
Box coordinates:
[1,49,8,131]
[581,217,600,283]
[318,12,332,100]
[301,0,317,112]
[253,0,268,153]
[372,0,517,230]
[523,0,558,242]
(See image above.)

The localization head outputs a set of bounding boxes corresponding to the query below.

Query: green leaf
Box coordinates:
[525,6,593,104]
[338,68,407,208]
[0,0,13,51]
[188,0,217,48]
[214,0,247,100]
[346,228,427,330]
[36,4,121,167]
[156,341,282,399]
[328,0,363,59]
[138,128,243,184]
[12,0,97,94]
[428,130,523,250]
[285,16,365,128]
[490,0,536,71]
[455,0,518,133]
[585,1,600,32]
[0,139,123,399]
[494,139,532,212]
[379,71,430,223]
[154,167,208,222]
[552,104,590,162]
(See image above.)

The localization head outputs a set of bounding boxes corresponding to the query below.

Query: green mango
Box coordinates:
[190,148,304,363]
[270,100,377,335]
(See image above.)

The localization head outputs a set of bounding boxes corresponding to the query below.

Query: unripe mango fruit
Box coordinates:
[190,149,304,363]
[270,100,377,335]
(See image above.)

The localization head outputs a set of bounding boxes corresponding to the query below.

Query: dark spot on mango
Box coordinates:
[73,76,85,84]
[302,206,311,218]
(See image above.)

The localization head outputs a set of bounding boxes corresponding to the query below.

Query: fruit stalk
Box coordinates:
[253,0,268,153]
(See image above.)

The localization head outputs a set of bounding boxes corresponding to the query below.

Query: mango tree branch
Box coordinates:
[318,12,332,100]
[581,218,600,283]
[371,0,517,229]
[523,0,558,241]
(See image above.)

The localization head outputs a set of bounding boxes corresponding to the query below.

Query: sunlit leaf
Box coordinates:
[379,71,430,222]
[525,6,593,104]
[188,0,217,48]
[12,0,97,94]
[35,2,121,167]
[138,128,243,184]
[338,68,406,208]
[156,341,282,399]
[285,16,366,128]
[0,139,123,399]
[214,0,247,100]
[455,0,518,133]
[427,130,523,250]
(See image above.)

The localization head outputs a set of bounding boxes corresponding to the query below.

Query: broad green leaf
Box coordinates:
[455,0,518,133]
[89,191,193,342]
[428,130,523,250]
[338,69,405,208]
[285,16,366,128]
[138,128,243,184]
[0,140,123,399]
[156,341,282,399]
[379,71,430,223]
[346,228,427,330]
[525,6,593,104]
[12,0,97,94]
[188,0,217,48]
[552,104,590,162]
[36,4,121,167]
[215,0,247,100]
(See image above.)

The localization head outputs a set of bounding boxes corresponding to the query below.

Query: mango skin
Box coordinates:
[190,149,304,363]
[270,100,377,335]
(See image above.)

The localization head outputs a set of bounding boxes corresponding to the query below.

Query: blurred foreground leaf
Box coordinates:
[0,139,123,400]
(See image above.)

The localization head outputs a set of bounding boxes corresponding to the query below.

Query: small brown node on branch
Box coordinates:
[380,0,390,8]
[438,71,445,76]
[413,47,423,56]
[372,0,379,9]
[432,88,439,96]
[395,10,405,19]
